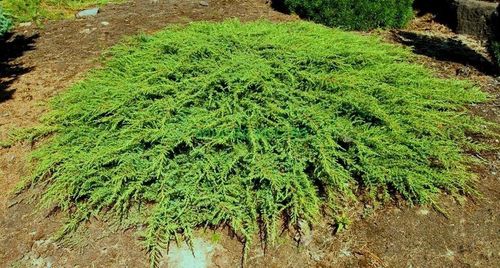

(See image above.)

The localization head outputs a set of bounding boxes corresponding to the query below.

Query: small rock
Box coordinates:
[339,247,352,257]
[19,22,32,27]
[309,250,324,262]
[199,1,209,6]
[79,28,92,34]
[417,208,430,216]
[456,66,471,77]
[76,7,99,18]
[100,247,109,254]
[295,220,313,246]
[45,257,54,268]
[101,21,109,26]
[444,249,455,260]
[164,238,214,268]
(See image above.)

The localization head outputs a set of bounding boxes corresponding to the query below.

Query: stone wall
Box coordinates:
[455,0,498,39]
[415,0,498,40]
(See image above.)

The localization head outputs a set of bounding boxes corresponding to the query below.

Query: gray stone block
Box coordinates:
[76,7,100,18]
[455,0,498,39]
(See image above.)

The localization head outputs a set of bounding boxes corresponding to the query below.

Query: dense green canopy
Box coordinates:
[24,21,489,265]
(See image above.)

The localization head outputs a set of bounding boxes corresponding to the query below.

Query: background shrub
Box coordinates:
[0,8,12,36]
[491,5,500,71]
[283,0,414,30]
[491,41,500,71]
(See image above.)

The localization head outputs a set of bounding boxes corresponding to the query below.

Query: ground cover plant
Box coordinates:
[1,0,123,22]
[0,7,12,36]
[18,20,493,266]
[282,0,414,30]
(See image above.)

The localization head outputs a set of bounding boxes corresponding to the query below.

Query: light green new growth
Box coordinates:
[22,21,491,266]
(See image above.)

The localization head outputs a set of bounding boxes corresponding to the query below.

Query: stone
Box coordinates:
[456,66,472,76]
[19,22,32,27]
[76,7,100,18]
[294,219,313,246]
[164,238,215,268]
[420,0,498,40]
[339,247,352,257]
[199,1,209,7]
[309,250,325,262]
[101,21,109,26]
[455,0,498,39]
[417,208,430,216]
[79,28,92,34]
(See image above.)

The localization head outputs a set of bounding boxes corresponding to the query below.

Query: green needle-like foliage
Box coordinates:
[283,0,414,30]
[0,8,12,36]
[22,21,492,266]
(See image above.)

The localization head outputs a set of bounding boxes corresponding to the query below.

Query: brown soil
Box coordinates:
[1,1,499,267]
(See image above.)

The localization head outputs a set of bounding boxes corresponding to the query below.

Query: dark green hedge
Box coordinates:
[490,5,500,72]
[492,41,500,70]
[283,0,414,30]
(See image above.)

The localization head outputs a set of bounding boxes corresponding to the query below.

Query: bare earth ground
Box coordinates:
[0,1,499,267]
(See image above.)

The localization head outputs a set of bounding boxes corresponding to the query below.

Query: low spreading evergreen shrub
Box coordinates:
[283,0,414,30]
[1,0,44,23]
[0,8,12,36]
[19,21,493,266]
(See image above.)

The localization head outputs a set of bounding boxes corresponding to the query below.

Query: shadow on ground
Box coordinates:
[413,0,458,29]
[394,31,496,75]
[270,0,291,14]
[0,33,38,103]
